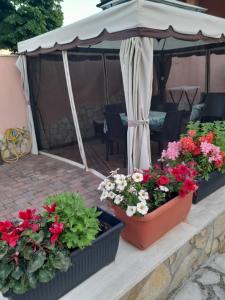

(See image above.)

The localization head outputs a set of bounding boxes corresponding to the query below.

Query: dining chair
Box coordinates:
[200,93,225,122]
[104,112,127,167]
[151,110,185,154]
[104,103,126,114]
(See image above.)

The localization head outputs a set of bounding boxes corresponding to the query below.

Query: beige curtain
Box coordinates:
[16,55,38,155]
[120,37,154,173]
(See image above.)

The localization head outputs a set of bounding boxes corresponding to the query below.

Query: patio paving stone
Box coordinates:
[0,154,104,220]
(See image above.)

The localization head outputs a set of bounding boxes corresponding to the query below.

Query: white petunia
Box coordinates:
[132,173,143,183]
[100,191,108,201]
[126,206,137,217]
[116,180,127,192]
[138,196,147,204]
[139,190,149,200]
[114,195,124,205]
[159,186,169,193]
[108,191,116,199]
[105,181,115,191]
[128,186,138,195]
[98,181,105,191]
[137,202,149,215]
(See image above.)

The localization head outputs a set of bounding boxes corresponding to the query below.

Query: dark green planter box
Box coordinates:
[193,171,225,204]
[5,208,123,300]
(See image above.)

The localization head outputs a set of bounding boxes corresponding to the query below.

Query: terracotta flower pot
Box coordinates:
[112,193,193,250]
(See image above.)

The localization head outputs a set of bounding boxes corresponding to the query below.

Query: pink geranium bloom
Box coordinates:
[161,142,181,161]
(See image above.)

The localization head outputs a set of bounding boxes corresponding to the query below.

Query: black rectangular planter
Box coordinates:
[193,171,225,204]
[5,208,123,300]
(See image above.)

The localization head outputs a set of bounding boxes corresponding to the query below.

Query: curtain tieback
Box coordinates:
[128,119,149,127]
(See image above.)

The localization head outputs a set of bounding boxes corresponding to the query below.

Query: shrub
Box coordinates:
[44,193,101,249]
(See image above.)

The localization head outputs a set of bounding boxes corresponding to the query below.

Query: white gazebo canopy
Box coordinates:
[18,0,225,55]
[17,0,225,174]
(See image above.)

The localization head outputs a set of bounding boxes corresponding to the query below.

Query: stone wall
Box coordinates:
[121,211,225,300]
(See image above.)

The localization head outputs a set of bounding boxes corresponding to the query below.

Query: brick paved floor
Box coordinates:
[0,154,103,220]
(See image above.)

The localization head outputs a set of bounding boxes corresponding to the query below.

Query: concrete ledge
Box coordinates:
[1,187,225,300]
[62,186,225,300]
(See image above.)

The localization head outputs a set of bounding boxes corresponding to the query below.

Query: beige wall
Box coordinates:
[0,56,27,134]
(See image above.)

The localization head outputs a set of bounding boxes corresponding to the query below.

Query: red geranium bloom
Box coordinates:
[176,164,189,176]
[180,137,197,153]
[192,146,201,156]
[0,220,14,233]
[43,203,57,214]
[179,188,187,198]
[199,132,214,144]
[187,130,196,137]
[157,175,170,186]
[49,215,64,245]
[2,230,20,247]
[143,173,152,183]
[18,209,39,221]
[183,179,197,192]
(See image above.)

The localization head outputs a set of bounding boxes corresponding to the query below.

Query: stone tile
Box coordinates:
[172,282,206,300]
[208,254,225,273]
[196,270,220,285]
[213,286,225,300]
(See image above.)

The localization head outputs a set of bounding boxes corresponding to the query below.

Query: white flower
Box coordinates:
[126,206,137,217]
[138,196,147,204]
[137,202,148,215]
[98,181,105,191]
[116,180,127,192]
[114,195,124,205]
[128,186,138,195]
[108,191,116,199]
[139,189,149,200]
[159,186,169,193]
[105,181,115,191]
[132,172,143,183]
[100,191,108,201]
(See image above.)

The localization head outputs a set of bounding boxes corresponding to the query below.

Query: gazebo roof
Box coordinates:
[18,0,225,55]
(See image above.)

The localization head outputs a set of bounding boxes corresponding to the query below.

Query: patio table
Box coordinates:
[120,111,166,131]
[168,86,200,110]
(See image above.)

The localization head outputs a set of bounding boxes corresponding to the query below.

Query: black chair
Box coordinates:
[104,103,126,114]
[104,112,127,167]
[164,102,179,112]
[150,95,165,111]
[151,110,186,153]
[200,93,225,122]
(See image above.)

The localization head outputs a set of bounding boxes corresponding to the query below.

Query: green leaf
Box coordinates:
[23,246,34,260]
[38,268,56,283]
[0,263,13,281]
[27,251,46,273]
[0,242,8,259]
[12,276,29,295]
[27,273,37,289]
[12,266,23,280]
[50,252,71,272]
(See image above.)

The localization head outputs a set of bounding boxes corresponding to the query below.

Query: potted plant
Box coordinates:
[161,121,225,204]
[1,193,123,300]
[98,164,197,250]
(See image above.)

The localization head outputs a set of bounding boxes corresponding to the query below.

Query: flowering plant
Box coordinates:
[161,122,225,180]
[0,193,101,295]
[98,164,197,217]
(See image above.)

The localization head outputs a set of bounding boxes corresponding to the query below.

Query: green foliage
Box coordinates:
[0,0,63,52]
[44,193,101,249]
[187,121,225,153]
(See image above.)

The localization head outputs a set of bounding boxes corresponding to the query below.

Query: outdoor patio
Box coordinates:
[0,154,102,220]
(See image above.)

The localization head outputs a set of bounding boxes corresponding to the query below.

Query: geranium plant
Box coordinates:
[0,193,102,296]
[161,122,225,180]
[98,164,197,217]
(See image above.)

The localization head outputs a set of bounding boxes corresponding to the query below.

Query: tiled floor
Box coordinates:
[0,154,103,220]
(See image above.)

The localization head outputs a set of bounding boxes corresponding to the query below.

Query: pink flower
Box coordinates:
[200,142,222,163]
[161,142,181,161]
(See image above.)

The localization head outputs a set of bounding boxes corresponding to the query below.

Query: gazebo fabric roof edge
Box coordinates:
[19,27,225,56]
[18,0,225,56]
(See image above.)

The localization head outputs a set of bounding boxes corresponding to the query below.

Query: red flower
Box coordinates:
[43,203,56,214]
[143,173,152,183]
[183,179,197,192]
[19,220,40,233]
[176,164,189,176]
[18,209,39,221]
[157,175,170,186]
[199,132,214,144]
[192,146,201,156]
[2,230,20,248]
[0,221,14,233]
[187,130,196,137]
[49,215,64,245]
[180,137,197,154]
[179,188,187,198]
[214,159,223,169]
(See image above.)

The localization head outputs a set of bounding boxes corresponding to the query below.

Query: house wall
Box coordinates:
[0,56,27,135]
[166,54,225,104]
